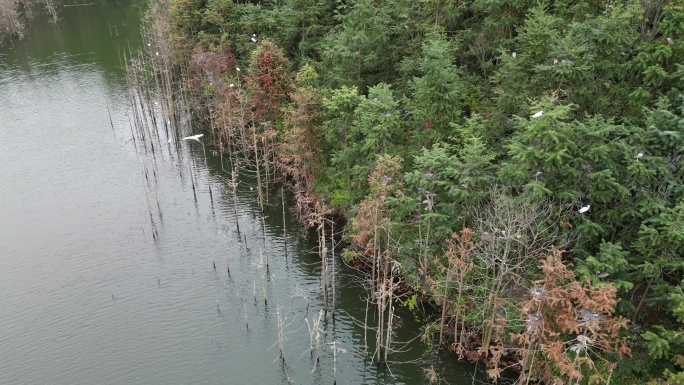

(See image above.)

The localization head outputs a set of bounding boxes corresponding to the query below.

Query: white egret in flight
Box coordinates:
[182,134,204,143]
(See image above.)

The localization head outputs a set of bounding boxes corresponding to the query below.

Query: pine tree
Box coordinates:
[320,0,398,89]
[409,35,464,145]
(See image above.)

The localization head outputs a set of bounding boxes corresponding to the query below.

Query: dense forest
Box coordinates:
[150,0,683,383]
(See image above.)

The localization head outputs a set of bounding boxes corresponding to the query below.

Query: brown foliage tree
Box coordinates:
[511,251,630,384]
[430,228,478,349]
[277,71,322,222]
[245,40,293,122]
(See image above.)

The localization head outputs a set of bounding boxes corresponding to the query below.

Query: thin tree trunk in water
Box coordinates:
[187,157,196,198]
[261,251,268,306]
[454,274,465,346]
[282,187,287,258]
[331,222,336,317]
[364,297,369,358]
[252,126,263,211]
[376,279,384,364]
[231,170,241,236]
[482,241,510,352]
[320,221,328,312]
[332,343,338,385]
[384,288,393,363]
[277,304,285,363]
[262,215,268,267]
[263,138,269,205]
[439,273,450,346]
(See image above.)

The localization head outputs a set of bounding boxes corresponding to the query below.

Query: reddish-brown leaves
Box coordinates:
[517,251,631,383]
[245,41,293,121]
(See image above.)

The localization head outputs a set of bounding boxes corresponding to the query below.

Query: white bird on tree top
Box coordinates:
[578,205,591,214]
[531,110,543,118]
[635,152,644,161]
[182,134,204,143]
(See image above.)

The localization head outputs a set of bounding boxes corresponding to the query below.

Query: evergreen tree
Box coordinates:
[328,83,404,203]
[408,35,465,145]
[320,0,398,89]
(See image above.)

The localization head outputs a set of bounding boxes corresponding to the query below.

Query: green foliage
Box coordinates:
[168,0,684,380]
[325,83,405,203]
[341,248,360,264]
[318,0,417,90]
[404,293,418,311]
[643,328,671,360]
[408,35,464,144]
[574,241,633,292]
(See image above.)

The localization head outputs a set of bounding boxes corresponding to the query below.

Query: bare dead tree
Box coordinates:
[470,192,571,361]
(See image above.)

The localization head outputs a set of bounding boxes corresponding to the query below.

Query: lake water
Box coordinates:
[0,2,482,384]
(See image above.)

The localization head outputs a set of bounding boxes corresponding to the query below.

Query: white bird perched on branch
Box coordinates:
[531,110,543,119]
[578,205,591,214]
[635,152,644,161]
[182,134,204,142]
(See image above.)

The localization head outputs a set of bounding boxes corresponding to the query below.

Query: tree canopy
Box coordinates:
[169,0,684,382]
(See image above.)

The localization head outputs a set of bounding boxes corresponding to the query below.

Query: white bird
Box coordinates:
[155,52,159,56]
[147,43,151,47]
[531,110,543,118]
[251,37,257,43]
[667,37,674,46]
[578,205,591,214]
[635,152,644,161]
[512,51,517,58]
[236,67,241,72]
[229,83,234,88]
[182,134,204,142]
